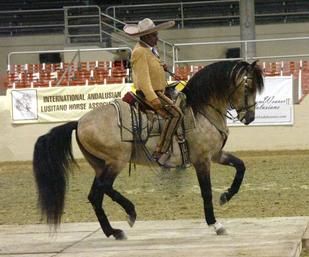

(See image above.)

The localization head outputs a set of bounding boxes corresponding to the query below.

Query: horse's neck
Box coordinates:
[202,99,228,132]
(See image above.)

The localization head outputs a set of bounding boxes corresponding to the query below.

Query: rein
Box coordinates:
[225,69,256,121]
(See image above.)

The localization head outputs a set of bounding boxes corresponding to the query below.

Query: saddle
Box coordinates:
[110,86,195,168]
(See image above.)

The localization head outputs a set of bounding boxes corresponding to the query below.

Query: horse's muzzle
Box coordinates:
[240,111,255,125]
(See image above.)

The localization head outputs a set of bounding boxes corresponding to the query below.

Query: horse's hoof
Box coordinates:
[113,229,127,240]
[127,213,136,227]
[211,222,228,236]
[219,192,228,206]
[216,226,228,235]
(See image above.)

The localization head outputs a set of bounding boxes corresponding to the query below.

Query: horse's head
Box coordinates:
[229,61,264,125]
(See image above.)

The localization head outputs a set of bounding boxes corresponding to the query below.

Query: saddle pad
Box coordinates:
[111,99,148,142]
[111,99,196,142]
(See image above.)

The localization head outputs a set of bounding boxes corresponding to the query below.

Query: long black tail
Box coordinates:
[33,121,78,228]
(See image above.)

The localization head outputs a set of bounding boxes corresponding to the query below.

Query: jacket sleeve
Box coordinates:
[132,48,158,102]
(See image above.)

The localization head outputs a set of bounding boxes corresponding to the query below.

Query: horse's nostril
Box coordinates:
[245,112,255,124]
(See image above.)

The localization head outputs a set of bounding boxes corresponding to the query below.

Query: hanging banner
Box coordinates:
[227,76,294,126]
[7,76,294,125]
[8,84,130,124]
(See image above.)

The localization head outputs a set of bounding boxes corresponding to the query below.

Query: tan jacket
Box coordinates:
[131,42,166,102]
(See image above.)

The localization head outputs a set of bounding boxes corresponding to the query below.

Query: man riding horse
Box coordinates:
[123,18,183,168]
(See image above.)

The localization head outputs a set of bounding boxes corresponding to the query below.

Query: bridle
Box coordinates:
[202,70,256,123]
[226,70,256,121]
[195,63,259,140]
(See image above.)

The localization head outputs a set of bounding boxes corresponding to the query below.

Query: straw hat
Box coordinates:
[123,18,175,37]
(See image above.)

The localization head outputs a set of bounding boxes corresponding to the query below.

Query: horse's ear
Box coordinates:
[248,60,259,72]
[250,60,258,67]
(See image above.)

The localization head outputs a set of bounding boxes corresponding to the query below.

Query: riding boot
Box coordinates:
[152,151,176,169]
[176,122,191,168]
[151,91,183,169]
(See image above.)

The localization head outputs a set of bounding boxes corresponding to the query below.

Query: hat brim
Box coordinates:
[123,21,175,37]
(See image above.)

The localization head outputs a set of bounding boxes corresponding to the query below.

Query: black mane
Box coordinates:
[182,61,264,111]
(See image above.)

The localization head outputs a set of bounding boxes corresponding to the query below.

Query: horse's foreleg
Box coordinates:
[88,178,127,240]
[212,151,246,205]
[194,160,227,235]
[105,189,137,227]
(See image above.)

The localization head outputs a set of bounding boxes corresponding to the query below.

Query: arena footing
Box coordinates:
[0,217,308,257]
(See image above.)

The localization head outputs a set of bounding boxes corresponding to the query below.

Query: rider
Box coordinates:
[123,18,183,168]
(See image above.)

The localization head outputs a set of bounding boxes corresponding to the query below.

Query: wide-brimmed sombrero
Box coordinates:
[123,18,175,37]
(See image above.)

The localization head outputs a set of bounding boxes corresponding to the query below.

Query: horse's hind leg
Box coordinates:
[105,188,136,227]
[212,151,246,205]
[88,176,127,240]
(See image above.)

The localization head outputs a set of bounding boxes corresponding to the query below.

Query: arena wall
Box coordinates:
[225,96,309,152]
[158,22,309,63]
[0,95,83,162]
[0,94,308,162]
[0,34,66,72]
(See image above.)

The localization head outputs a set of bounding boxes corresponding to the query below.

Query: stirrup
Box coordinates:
[153,152,176,169]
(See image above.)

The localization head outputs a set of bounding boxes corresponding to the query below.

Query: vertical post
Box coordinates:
[244,41,248,61]
[180,2,184,29]
[97,6,103,43]
[64,7,69,45]
[172,45,175,72]
[78,49,81,65]
[113,7,116,31]
[239,0,256,61]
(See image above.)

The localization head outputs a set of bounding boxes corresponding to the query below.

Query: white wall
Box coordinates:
[0,34,66,71]
[158,22,309,63]
[0,95,83,161]
[225,96,309,151]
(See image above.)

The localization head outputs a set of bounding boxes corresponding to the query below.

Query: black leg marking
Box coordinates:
[194,161,216,226]
[214,151,246,205]
[105,189,137,227]
[88,178,114,237]
[88,177,127,240]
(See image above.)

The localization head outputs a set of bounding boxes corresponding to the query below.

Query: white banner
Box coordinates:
[8,84,130,124]
[227,76,294,126]
[7,77,294,125]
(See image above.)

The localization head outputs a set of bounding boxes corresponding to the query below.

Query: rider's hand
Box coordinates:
[150,98,162,110]
[174,74,182,81]
[162,63,168,72]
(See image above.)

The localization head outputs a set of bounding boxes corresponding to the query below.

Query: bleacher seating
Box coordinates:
[173,65,204,81]
[5,60,129,89]
[301,60,309,94]
[174,61,309,97]
[4,60,309,97]
[261,60,309,96]
[104,0,309,29]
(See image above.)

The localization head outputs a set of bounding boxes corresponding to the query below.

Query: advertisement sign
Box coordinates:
[8,76,294,125]
[8,84,129,124]
[227,76,294,126]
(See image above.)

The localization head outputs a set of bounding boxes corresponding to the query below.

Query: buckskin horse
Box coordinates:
[33,60,264,240]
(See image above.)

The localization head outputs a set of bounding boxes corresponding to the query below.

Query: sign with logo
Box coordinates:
[8,84,129,124]
[8,76,294,125]
[227,76,294,126]
[11,89,38,121]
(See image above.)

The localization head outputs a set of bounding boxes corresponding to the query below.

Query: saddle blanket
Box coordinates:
[111,99,196,142]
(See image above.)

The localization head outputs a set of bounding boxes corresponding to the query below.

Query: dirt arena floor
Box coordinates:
[0,150,308,256]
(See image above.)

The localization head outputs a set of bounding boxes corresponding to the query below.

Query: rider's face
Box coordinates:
[143,32,158,47]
